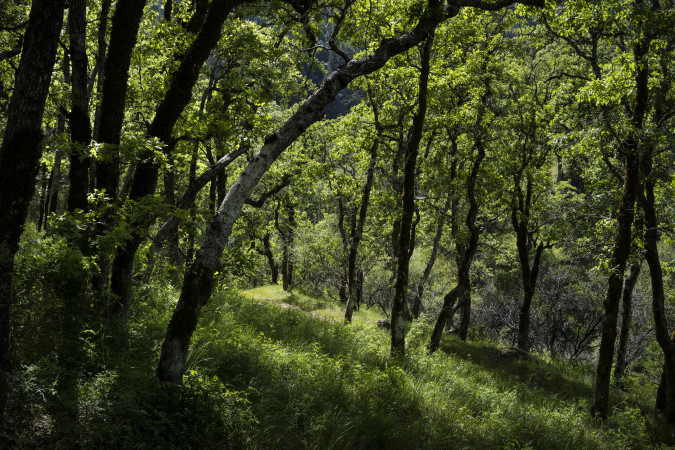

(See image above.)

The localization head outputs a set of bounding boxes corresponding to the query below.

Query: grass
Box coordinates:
[14,282,667,448]
[182,284,668,449]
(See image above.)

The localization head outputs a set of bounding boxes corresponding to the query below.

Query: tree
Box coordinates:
[0,0,65,420]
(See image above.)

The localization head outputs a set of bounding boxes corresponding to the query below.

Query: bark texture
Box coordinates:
[613,259,641,382]
[67,0,91,214]
[390,33,434,356]
[429,135,485,351]
[95,0,148,198]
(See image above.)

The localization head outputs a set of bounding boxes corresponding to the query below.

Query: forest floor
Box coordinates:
[178,285,673,449]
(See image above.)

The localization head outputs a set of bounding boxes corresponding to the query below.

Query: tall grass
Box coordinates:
[186,286,659,449]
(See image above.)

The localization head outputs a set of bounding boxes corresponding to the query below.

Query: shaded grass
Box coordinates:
[185,286,660,449]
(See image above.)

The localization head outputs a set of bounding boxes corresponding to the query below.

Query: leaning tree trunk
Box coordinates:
[0,0,65,422]
[156,0,545,383]
[390,32,434,357]
[412,192,451,319]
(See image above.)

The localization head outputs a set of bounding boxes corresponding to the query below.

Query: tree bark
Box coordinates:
[95,0,148,198]
[429,133,485,351]
[0,0,65,422]
[412,192,451,318]
[613,258,641,382]
[591,14,650,416]
[513,174,548,352]
[591,148,639,418]
[156,0,546,382]
[390,32,434,356]
[641,153,675,421]
[109,0,241,315]
[66,0,91,215]
[344,111,380,322]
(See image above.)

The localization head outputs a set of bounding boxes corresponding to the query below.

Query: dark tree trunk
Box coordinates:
[391,32,434,356]
[110,0,239,315]
[513,175,548,352]
[641,153,675,421]
[0,0,65,422]
[345,110,380,322]
[261,233,278,284]
[429,133,485,351]
[67,0,91,215]
[592,20,650,417]
[591,149,639,418]
[614,259,641,382]
[89,0,111,186]
[279,204,295,292]
[185,144,199,265]
[412,192,451,318]
[95,0,148,198]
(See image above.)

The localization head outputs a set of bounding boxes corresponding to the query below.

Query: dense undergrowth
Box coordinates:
[9,282,672,448]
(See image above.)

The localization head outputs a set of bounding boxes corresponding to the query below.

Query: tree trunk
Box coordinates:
[67,0,91,215]
[261,233,278,284]
[413,192,451,318]
[512,172,547,352]
[591,149,639,418]
[641,153,675,421]
[592,19,650,417]
[109,0,239,314]
[0,0,65,423]
[95,0,148,198]
[614,259,641,382]
[345,117,380,322]
[390,32,434,356]
[429,133,485,350]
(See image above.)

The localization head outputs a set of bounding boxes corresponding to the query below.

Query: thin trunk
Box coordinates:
[345,118,380,322]
[0,0,66,422]
[391,32,434,356]
[614,259,641,381]
[429,138,485,350]
[413,193,451,318]
[642,153,675,421]
[38,163,48,231]
[514,175,547,352]
[185,144,199,265]
[261,233,278,284]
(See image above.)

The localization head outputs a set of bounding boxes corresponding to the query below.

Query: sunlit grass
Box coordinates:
[184,286,664,448]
